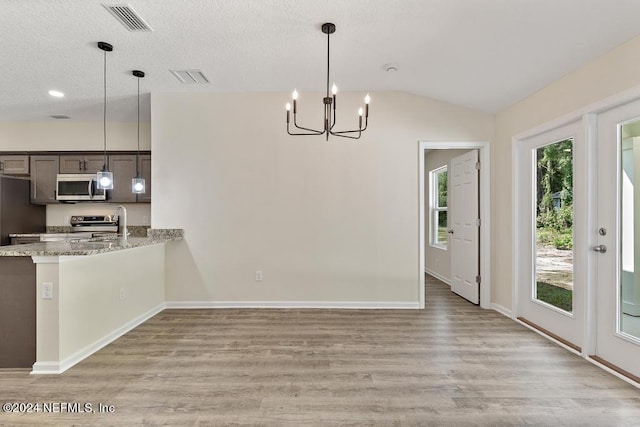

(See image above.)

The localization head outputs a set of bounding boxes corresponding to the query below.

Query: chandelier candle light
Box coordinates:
[131,70,146,194]
[286,23,370,140]
[97,41,114,190]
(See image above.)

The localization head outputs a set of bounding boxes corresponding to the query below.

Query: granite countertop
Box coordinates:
[0,229,183,257]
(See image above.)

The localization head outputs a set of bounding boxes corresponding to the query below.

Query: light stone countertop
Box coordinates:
[0,229,183,257]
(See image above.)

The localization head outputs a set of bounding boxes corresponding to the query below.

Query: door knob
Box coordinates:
[447,229,454,234]
[593,245,607,253]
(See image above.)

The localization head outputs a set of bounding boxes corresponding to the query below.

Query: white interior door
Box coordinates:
[515,120,586,350]
[594,100,640,379]
[450,150,479,304]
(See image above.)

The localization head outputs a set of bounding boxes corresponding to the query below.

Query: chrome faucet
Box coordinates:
[114,205,128,240]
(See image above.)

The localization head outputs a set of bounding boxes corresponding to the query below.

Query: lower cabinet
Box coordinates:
[0,257,36,368]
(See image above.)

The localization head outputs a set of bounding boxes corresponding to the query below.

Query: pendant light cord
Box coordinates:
[326,29,330,98]
[136,76,140,177]
[103,48,107,167]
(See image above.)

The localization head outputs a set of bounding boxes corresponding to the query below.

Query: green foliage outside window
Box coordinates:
[536,139,573,248]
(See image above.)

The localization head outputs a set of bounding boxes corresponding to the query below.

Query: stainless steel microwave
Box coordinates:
[56,174,107,201]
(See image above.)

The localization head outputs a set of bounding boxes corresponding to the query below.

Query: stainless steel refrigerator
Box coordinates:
[0,176,46,245]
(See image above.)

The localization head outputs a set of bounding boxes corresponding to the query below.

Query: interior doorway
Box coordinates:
[418,141,491,309]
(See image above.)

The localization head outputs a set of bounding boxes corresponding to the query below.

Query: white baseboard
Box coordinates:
[424,268,451,286]
[31,303,166,375]
[31,362,62,374]
[165,301,420,309]
[491,303,513,319]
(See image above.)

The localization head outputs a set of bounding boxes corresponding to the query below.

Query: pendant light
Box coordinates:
[96,41,114,190]
[131,70,146,194]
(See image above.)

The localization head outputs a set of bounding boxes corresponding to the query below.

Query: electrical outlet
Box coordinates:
[42,282,53,300]
[142,215,149,224]
[255,270,263,281]
[63,216,70,225]
[119,288,126,301]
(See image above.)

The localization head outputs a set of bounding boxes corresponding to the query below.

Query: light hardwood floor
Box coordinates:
[1,275,639,426]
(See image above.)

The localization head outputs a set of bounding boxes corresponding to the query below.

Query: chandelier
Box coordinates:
[286,23,370,141]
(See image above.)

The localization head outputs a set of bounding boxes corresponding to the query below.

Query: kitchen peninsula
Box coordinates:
[0,229,182,374]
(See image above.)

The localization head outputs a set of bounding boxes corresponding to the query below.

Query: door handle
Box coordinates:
[447,229,454,234]
[593,245,607,253]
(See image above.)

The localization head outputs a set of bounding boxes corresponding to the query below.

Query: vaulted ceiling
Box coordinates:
[3,0,640,122]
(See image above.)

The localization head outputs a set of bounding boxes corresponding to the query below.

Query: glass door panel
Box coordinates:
[619,120,640,341]
[595,100,640,379]
[515,120,585,350]
[534,139,574,313]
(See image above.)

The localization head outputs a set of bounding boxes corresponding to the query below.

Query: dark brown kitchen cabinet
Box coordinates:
[108,155,137,203]
[30,155,59,204]
[59,155,104,174]
[0,257,36,368]
[0,155,29,175]
[138,154,151,203]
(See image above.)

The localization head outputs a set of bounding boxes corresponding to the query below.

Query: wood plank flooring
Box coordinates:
[1,275,639,426]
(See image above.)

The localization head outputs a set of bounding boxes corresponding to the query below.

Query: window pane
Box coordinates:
[534,138,574,313]
[436,210,448,246]
[437,170,448,208]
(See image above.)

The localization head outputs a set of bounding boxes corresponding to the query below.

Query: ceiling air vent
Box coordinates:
[50,115,70,120]
[103,4,153,32]
[170,70,210,84]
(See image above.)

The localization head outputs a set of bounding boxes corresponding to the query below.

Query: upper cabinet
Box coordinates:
[108,155,137,203]
[59,155,105,174]
[138,154,151,203]
[30,155,59,204]
[0,155,29,175]
[2,151,150,204]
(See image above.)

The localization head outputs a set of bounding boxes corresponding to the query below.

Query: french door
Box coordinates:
[594,100,640,379]
[516,120,586,350]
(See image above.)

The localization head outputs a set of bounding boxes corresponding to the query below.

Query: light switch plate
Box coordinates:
[42,282,53,300]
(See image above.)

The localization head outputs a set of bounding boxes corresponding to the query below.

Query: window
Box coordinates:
[430,166,448,249]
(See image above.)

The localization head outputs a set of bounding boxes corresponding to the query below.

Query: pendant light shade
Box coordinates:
[97,167,113,189]
[97,41,114,190]
[131,70,146,194]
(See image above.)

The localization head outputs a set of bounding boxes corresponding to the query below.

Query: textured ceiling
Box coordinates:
[2,0,640,122]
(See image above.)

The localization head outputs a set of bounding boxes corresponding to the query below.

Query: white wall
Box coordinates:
[152,91,493,304]
[493,33,640,310]
[424,149,469,282]
[0,121,150,151]
[0,121,151,226]
[34,244,165,373]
